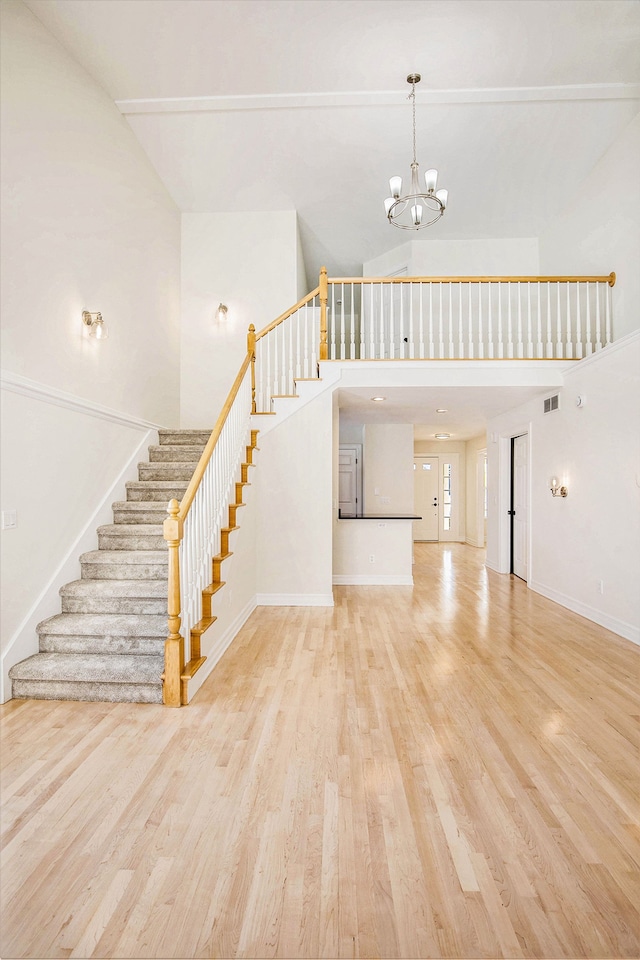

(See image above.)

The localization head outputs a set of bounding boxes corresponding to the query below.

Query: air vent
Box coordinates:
[544,394,560,414]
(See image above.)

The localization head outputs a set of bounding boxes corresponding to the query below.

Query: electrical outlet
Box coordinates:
[380,496,391,505]
[2,510,17,530]
[369,554,375,563]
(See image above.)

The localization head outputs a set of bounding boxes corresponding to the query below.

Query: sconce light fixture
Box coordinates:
[550,476,568,498]
[215,302,229,322]
[82,311,108,339]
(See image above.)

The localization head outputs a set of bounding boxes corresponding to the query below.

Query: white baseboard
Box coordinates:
[0,429,157,703]
[186,595,258,703]
[256,593,335,606]
[465,537,483,548]
[529,579,639,646]
[332,574,413,585]
[484,558,502,574]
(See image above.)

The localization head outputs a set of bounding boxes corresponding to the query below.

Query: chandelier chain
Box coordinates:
[410,80,417,165]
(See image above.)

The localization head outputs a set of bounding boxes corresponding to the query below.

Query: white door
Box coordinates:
[339,445,362,516]
[512,434,529,581]
[413,457,439,540]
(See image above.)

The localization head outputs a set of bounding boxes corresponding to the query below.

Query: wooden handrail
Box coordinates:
[319,267,328,361]
[327,272,616,285]
[176,352,253,520]
[254,287,320,341]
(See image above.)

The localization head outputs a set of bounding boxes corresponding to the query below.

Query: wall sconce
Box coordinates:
[82,311,108,339]
[550,476,568,498]
[215,303,228,322]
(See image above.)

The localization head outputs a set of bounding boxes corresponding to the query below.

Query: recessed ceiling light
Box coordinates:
[371,396,386,402]
[436,408,448,414]
[435,433,450,440]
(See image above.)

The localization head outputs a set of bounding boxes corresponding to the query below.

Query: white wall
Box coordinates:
[256,390,334,605]
[465,435,487,548]
[0,0,181,423]
[333,519,414,585]
[181,211,303,427]
[486,332,640,644]
[364,238,539,277]
[364,424,414,513]
[0,1,182,699]
[539,113,640,341]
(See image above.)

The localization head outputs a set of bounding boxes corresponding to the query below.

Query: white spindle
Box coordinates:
[585,282,592,355]
[605,283,612,344]
[340,283,346,360]
[477,283,484,359]
[399,285,405,359]
[486,284,494,359]
[458,284,464,358]
[507,282,513,358]
[378,283,384,359]
[419,282,425,358]
[516,282,523,358]
[389,285,395,359]
[536,282,542,358]
[448,284,454,358]
[546,284,553,358]
[350,284,356,359]
[409,283,415,358]
[595,283,602,349]
[429,283,434,358]
[497,285,504,359]
[556,284,563,359]
[526,284,533,356]
[439,283,444,358]
[467,283,473,359]
[575,283,582,358]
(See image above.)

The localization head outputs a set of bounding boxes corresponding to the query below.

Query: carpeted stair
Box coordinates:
[9,430,210,704]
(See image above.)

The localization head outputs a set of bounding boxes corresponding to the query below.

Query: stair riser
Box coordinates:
[126,484,188,501]
[12,679,162,703]
[39,636,164,655]
[81,562,167,580]
[138,464,196,482]
[61,597,167,615]
[98,534,166,550]
[148,446,205,462]
[113,506,169,523]
[158,432,211,446]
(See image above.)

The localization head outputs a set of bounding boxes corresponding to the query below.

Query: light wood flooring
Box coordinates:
[1,543,639,959]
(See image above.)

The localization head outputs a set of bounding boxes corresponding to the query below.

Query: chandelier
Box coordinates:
[384,74,448,230]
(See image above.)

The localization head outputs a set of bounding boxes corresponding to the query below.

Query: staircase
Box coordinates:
[9,430,210,704]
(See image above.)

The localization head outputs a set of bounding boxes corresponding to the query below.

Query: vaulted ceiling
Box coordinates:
[23,0,640,283]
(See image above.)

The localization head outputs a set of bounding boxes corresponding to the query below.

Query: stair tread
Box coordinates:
[9,652,164,683]
[98,524,164,535]
[61,580,167,597]
[38,613,167,636]
[81,550,168,564]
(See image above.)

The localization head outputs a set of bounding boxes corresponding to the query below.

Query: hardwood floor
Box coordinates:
[2,543,639,959]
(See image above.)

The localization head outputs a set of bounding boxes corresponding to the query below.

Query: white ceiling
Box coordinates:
[21,0,640,437]
[24,0,640,282]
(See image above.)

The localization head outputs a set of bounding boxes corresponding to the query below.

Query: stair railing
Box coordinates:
[163,350,253,706]
[325,272,616,362]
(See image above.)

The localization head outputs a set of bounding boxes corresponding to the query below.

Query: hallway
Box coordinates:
[1,544,639,959]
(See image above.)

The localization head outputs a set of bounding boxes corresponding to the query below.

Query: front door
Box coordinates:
[413,457,439,540]
[511,434,529,581]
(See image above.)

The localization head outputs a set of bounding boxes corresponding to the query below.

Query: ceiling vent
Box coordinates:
[544,394,560,414]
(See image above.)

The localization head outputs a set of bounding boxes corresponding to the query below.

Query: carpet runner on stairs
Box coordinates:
[9,430,211,704]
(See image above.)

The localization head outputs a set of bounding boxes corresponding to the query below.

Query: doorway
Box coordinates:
[510,434,529,581]
[413,457,439,540]
[338,444,363,516]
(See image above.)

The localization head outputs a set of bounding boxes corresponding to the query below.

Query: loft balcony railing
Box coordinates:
[163,266,615,704]
[252,268,615,411]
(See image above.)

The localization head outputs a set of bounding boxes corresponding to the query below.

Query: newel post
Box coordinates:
[163,498,184,706]
[319,266,328,361]
[248,323,257,414]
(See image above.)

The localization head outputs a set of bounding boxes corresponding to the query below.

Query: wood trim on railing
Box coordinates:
[319,266,328,361]
[177,352,253,520]
[327,272,617,285]
[254,287,321,342]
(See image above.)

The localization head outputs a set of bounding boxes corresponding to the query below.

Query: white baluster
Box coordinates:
[526,283,533,357]
[536,282,542,358]
[379,282,384,360]
[556,284,563,358]
[605,281,612,345]
[477,283,484,359]
[575,282,582,359]
[429,283,434,358]
[438,283,444,358]
[507,282,514,358]
[458,284,464,358]
[368,284,374,360]
[467,283,473,359]
[409,282,415,358]
[419,282,425,358]
[585,282,592,355]
[546,284,553,358]
[340,283,346,360]
[516,282,523,358]
[448,284,454,358]
[399,284,405,359]
[595,282,602,349]
[389,284,395,359]
[497,283,504,359]
[486,283,494,359]
[350,283,356,359]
